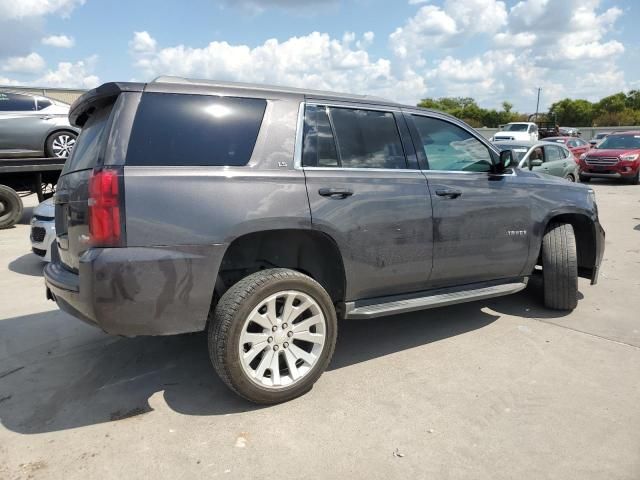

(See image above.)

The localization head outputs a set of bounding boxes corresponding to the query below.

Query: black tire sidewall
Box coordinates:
[0,185,23,229]
[212,270,337,404]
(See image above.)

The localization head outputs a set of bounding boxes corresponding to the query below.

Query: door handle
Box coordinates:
[318,187,353,198]
[39,116,53,120]
[435,189,462,199]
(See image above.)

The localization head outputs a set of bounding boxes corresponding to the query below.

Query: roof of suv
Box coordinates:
[151,76,403,107]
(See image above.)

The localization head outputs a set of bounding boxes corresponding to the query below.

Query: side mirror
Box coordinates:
[497,150,512,172]
[528,158,543,170]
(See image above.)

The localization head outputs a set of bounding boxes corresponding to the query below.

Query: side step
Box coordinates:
[344,280,528,320]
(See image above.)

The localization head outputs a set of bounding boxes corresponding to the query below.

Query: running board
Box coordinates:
[344,280,528,320]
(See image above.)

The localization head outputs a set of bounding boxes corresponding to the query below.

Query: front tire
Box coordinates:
[0,185,23,229]
[579,175,591,183]
[629,170,639,185]
[208,268,338,404]
[542,223,578,310]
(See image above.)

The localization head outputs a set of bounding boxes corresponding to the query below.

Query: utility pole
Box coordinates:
[535,87,541,120]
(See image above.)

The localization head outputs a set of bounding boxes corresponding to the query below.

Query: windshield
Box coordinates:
[502,123,529,132]
[597,135,640,150]
[495,144,529,163]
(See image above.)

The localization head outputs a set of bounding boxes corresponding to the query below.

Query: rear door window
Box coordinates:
[544,145,563,162]
[328,107,407,169]
[61,104,113,174]
[126,93,267,167]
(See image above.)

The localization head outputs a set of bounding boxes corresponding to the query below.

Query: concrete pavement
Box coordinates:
[1,183,639,479]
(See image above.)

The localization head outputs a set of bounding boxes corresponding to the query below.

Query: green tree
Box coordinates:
[548,99,594,126]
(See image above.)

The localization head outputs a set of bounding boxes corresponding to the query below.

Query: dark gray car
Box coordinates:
[0,90,79,158]
[44,78,605,404]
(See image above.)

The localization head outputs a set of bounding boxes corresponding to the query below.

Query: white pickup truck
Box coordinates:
[492,122,539,142]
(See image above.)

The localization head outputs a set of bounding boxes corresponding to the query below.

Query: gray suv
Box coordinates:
[44,78,605,404]
[0,90,79,158]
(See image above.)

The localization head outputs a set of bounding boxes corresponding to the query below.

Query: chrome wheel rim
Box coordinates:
[238,290,326,389]
[51,134,75,158]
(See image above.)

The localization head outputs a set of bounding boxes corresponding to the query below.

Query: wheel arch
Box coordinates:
[539,210,598,280]
[215,228,347,306]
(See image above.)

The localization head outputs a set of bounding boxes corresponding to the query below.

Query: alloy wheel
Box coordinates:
[238,290,326,389]
[51,134,76,158]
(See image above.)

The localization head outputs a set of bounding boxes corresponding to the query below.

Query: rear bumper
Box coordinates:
[44,242,226,336]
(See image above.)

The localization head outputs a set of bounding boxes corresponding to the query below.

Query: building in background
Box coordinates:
[0,86,86,105]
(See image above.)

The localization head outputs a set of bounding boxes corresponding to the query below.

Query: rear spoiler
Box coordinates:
[69,82,145,127]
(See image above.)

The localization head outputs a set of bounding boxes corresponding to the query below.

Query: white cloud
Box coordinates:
[0,0,85,19]
[2,52,46,73]
[222,0,336,13]
[35,56,100,88]
[129,31,157,53]
[390,0,507,57]
[390,0,627,110]
[41,34,75,48]
[129,31,427,104]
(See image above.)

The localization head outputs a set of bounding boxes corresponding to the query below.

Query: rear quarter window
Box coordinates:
[61,104,113,174]
[125,93,267,167]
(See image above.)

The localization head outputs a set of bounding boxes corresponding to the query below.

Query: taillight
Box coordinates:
[88,168,124,247]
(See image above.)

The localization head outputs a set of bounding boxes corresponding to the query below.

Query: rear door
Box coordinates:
[302,103,433,301]
[407,113,530,288]
[542,144,568,177]
[55,102,116,271]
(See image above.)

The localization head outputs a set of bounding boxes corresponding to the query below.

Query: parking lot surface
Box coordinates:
[1,183,639,480]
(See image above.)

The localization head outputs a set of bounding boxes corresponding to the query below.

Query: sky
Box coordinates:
[0,0,638,112]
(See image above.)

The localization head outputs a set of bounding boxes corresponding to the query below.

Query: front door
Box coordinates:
[407,113,531,288]
[301,103,433,301]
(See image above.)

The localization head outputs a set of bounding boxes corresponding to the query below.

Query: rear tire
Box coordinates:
[542,222,578,310]
[208,268,337,404]
[0,185,23,229]
[565,174,576,182]
[45,131,77,158]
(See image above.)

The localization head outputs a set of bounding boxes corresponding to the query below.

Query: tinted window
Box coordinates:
[0,92,35,111]
[302,105,339,168]
[62,104,113,174]
[328,107,406,169]
[126,93,267,167]
[412,115,493,172]
[36,99,52,110]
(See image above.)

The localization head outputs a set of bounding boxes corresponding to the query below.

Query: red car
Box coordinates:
[545,136,591,159]
[578,131,640,184]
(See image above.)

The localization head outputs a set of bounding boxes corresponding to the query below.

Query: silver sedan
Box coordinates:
[0,90,80,158]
